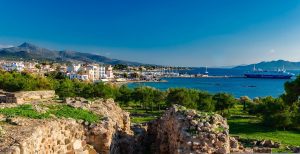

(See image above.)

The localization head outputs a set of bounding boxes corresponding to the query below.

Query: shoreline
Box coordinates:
[164,76,245,78]
[111,80,168,87]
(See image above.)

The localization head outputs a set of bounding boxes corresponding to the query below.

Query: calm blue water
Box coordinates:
[128,68,300,98]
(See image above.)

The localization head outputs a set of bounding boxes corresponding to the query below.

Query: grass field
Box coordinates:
[228,105,300,151]
[125,105,300,149]
[228,117,300,146]
[123,108,163,124]
[0,104,101,123]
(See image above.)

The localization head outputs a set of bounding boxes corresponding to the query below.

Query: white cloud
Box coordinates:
[0,44,13,49]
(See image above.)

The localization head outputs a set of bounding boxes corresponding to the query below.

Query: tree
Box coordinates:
[93,82,119,99]
[35,64,41,69]
[123,73,128,78]
[283,76,300,105]
[152,89,166,111]
[130,72,140,79]
[56,79,75,98]
[213,93,236,116]
[248,96,296,129]
[240,96,251,111]
[116,85,133,106]
[166,88,199,109]
[132,86,155,111]
[197,91,215,112]
[113,64,128,70]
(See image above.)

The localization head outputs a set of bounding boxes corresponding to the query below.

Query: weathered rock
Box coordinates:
[0,118,87,153]
[230,137,239,149]
[146,105,230,154]
[0,90,55,104]
[0,98,133,154]
[186,109,197,117]
[0,114,6,122]
[253,147,272,153]
[292,146,300,153]
[253,139,281,148]
[0,126,5,136]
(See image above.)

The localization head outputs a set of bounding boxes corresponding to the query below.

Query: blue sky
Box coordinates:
[1,0,300,66]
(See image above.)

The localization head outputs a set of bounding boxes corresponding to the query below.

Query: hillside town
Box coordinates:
[0,60,116,82]
[0,60,191,83]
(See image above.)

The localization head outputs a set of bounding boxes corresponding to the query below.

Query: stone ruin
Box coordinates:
[146,105,231,153]
[132,105,253,154]
[0,90,55,104]
[0,98,132,154]
[0,96,276,154]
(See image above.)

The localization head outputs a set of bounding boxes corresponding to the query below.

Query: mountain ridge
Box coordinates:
[233,60,300,70]
[0,42,142,65]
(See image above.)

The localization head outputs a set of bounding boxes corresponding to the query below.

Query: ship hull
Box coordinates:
[244,74,292,79]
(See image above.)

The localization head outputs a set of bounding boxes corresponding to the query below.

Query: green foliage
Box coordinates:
[113,64,128,70]
[228,116,300,147]
[0,71,56,92]
[283,76,300,104]
[45,71,66,80]
[0,104,49,119]
[248,96,297,129]
[56,79,76,98]
[132,86,157,111]
[116,85,133,106]
[131,116,157,123]
[166,88,199,109]
[197,91,215,112]
[0,104,101,123]
[48,105,100,123]
[125,108,163,124]
[130,72,140,78]
[213,93,236,116]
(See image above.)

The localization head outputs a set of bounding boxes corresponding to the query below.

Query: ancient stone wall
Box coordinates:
[0,90,55,104]
[66,97,133,153]
[146,105,231,154]
[0,98,251,154]
[14,90,56,103]
[0,118,96,154]
[1,98,132,154]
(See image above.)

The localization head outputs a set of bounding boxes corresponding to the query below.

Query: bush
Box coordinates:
[213,93,236,116]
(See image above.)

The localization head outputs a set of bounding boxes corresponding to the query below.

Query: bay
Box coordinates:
[127,68,300,98]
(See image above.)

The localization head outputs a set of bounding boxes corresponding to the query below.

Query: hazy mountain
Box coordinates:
[0,42,142,65]
[233,60,300,70]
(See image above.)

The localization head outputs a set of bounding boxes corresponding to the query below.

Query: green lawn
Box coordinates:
[123,108,164,124]
[228,105,300,147]
[228,117,300,146]
[125,105,300,149]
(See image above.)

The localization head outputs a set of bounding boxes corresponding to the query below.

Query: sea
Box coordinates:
[127,68,300,98]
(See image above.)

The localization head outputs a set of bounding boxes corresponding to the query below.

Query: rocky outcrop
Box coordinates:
[65,97,133,153]
[0,118,96,154]
[0,98,132,154]
[1,98,262,154]
[145,105,230,154]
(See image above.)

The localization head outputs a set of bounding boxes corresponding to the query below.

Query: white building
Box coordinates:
[66,63,114,81]
[1,62,25,72]
[106,65,114,79]
[99,65,106,79]
[67,64,81,73]
[68,73,89,81]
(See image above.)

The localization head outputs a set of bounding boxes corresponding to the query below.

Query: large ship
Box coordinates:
[244,66,294,79]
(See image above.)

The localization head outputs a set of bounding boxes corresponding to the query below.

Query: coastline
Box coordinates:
[111,79,168,87]
[164,76,244,78]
